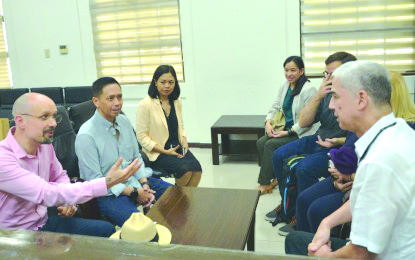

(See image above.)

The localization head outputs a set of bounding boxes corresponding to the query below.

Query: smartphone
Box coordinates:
[178,147,188,156]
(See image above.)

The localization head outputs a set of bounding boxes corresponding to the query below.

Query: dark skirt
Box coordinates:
[150,150,202,179]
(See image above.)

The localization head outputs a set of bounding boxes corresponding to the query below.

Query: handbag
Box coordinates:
[271,109,285,132]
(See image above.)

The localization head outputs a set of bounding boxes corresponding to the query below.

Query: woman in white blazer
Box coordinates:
[257,56,319,194]
[136,65,202,187]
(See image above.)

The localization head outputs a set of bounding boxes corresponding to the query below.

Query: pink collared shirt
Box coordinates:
[0,127,108,230]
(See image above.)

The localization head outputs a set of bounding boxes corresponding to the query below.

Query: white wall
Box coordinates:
[2,0,414,143]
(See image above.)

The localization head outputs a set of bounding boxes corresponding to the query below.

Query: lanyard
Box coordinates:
[359,122,396,162]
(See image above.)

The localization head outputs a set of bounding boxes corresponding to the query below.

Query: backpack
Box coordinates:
[272,154,306,226]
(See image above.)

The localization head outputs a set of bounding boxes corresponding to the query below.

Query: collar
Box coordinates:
[92,110,121,133]
[354,113,396,160]
[5,127,39,159]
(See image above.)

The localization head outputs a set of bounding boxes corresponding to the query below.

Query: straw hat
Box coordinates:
[110,212,171,245]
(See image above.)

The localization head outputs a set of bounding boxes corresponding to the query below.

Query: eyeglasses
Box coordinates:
[21,113,63,124]
[323,71,330,78]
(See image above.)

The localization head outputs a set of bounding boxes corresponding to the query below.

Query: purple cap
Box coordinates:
[329,146,358,175]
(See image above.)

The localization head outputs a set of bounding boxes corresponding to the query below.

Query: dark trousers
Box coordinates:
[97,177,171,227]
[285,231,348,256]
[272,134,330,196]
[256,135,298,185]
[296,177,344,233]
[40,216,115,237]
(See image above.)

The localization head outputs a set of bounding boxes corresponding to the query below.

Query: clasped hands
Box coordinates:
[329,167,354,192]
[125,186,155,208]
[308,221,333,257]
[265,122,288,138]
[139,185,155,207]
[57,204,78,217]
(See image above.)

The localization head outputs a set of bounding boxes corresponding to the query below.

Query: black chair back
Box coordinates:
[64,86,92,106]
[0,88,30,120]
[68,100,96,133]
[0,88,29,108]
[52,106,79,178]
[31,87,64,105]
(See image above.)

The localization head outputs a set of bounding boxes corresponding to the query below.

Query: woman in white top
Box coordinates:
[257,56,319,194]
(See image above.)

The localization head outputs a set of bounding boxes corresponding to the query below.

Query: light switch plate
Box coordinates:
[44,49,50,58]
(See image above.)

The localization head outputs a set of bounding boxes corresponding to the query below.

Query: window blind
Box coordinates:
[89,0,184,84]
[301,0,415,75]
[0,1,11,88]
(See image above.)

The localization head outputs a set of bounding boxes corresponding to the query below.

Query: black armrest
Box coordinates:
[70,177,102,220]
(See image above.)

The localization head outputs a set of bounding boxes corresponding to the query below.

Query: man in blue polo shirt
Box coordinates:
[75,77,171,227]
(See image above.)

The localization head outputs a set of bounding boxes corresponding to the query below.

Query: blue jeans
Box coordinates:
[147,177,172,200]
[296,177,344,233]
[97,177,172,227]
[40,216,115,237]
[272,134,330,196]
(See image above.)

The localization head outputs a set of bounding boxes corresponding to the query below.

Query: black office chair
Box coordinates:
[31,87,64,106]
[64,86,92,107]
[0,88,30,121]
[68,100,96,133]
[53,106,79,179]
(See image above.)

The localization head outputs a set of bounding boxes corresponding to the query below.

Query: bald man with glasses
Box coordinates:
[0,93,139,237]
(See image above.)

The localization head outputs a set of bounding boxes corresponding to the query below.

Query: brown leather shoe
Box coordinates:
[257,184,273,195]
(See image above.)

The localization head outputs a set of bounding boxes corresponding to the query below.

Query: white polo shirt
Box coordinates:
[351,113,415,259]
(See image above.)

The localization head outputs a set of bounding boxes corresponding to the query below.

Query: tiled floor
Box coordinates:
[163,148,286,255]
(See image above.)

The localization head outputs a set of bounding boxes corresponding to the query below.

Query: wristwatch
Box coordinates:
[130,187,138,202]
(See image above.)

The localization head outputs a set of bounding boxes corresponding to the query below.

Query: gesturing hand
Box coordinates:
[165,145,183,158]
[105,158,141,189]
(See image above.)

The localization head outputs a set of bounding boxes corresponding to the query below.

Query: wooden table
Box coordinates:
[0,118,10,140]
[146,187,260,251]
[211,115,265,165]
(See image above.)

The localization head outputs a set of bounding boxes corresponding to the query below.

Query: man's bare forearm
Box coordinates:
[299,96,321,128]
[324,200,352,229]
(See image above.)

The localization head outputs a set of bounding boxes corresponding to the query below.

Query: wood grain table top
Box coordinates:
[146,186,260,250]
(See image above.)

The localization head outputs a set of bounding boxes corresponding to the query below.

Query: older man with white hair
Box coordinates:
[285,61,415,259]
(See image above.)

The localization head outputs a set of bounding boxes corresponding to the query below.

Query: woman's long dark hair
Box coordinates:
[283,56,309,97]
[148,65,180,101]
